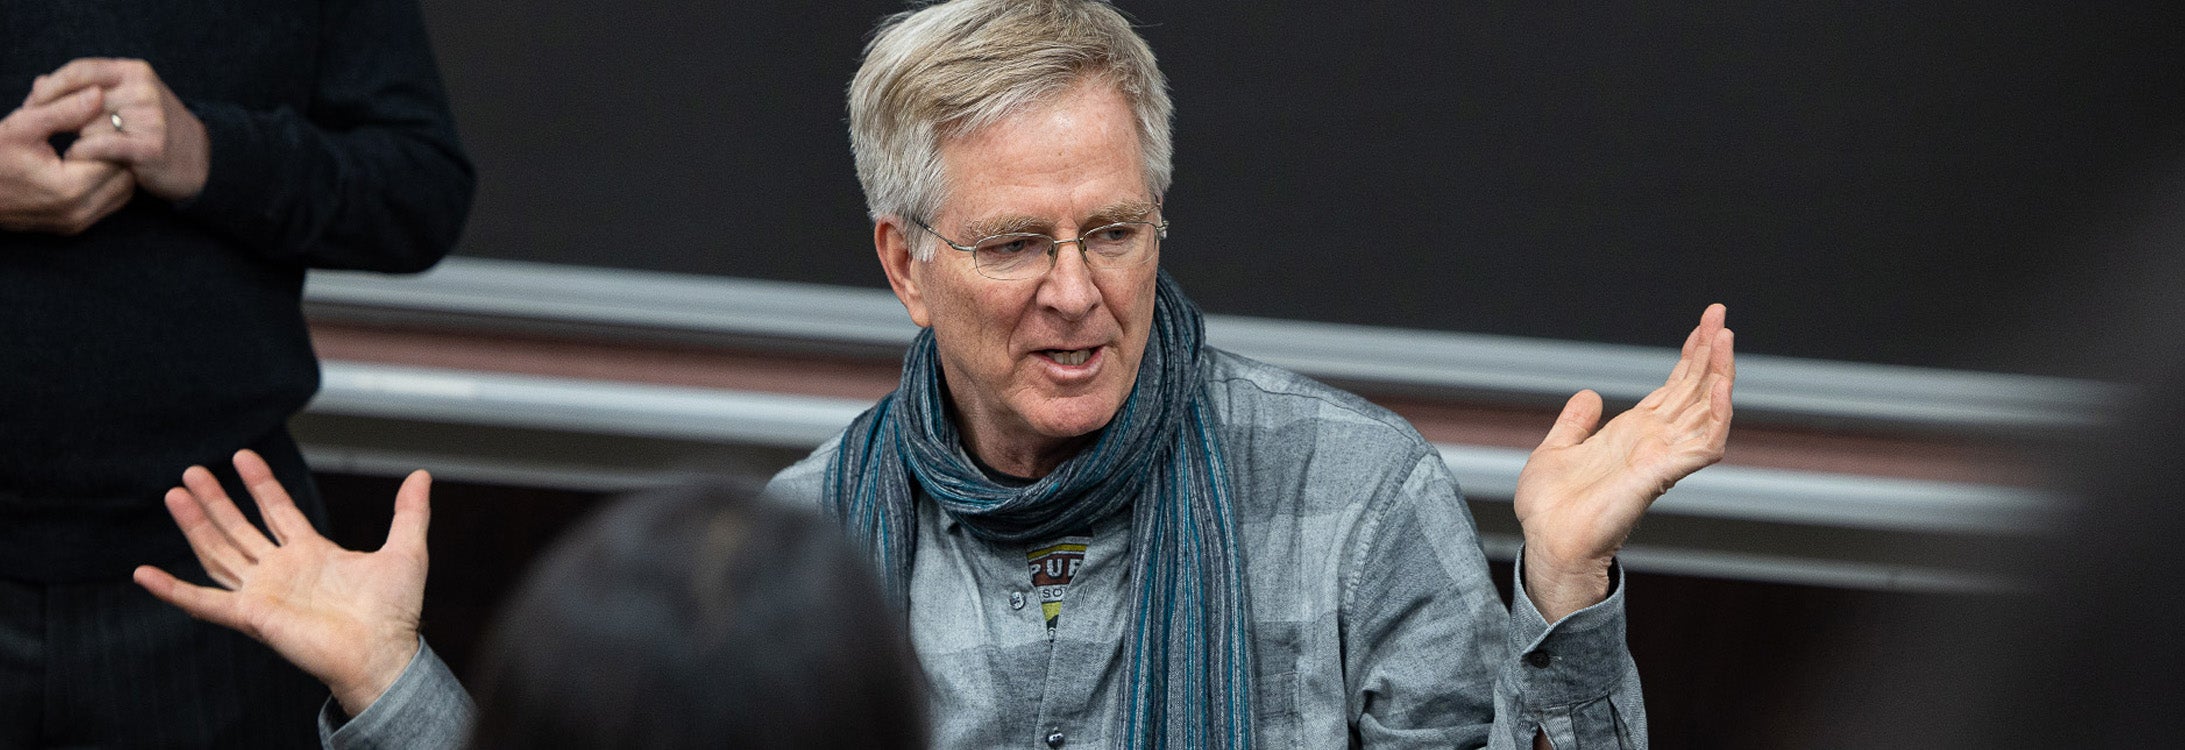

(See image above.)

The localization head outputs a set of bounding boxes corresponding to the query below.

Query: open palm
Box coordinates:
[133,449,432,717]
[1513,305,1735,610]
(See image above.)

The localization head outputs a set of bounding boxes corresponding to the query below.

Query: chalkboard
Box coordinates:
[419,1,2184,377]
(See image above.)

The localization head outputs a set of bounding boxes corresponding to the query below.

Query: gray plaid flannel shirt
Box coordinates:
[323,349,1644,749]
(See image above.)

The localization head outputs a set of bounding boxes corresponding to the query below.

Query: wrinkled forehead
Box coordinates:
[931,79,1155,232]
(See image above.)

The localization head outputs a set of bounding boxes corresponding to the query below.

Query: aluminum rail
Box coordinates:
[309,361,2054,537]
[307,257,2114,432]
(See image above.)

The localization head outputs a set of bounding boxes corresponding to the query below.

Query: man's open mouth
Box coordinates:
[1043,349,1093,366]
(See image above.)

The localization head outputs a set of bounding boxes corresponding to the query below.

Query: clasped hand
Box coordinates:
[1,58,209,235]
[1513,304,1736,621]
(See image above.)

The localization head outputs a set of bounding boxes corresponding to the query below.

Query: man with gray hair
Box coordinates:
[137,2,1734,748]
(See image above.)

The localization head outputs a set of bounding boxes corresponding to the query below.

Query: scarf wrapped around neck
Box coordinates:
[822,272,1254,749]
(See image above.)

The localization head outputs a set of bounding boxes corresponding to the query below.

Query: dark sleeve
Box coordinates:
[175,0,474,272]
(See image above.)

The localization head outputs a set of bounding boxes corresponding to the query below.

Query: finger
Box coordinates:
[1709,323,1736,380]
[25,58,131,107]
[1709,328,1737,423]
[1666,304,1726,386]
[1641,326,1706,411]
[28,160,131,236]
[133,565,249,633]
[50,152,127,183]
[1678,311,1725,395]
[1683,326,1735,416]
[1723,328,1738,389]
[163,487,247,589]
[181,465,276,562]
[1537,390,1604,450]
[1678,317,1704,360]
[1648,329,1716,415]
[1709,375,1734,427]
[233,449,318,547]
[63,128,156,165]
[385,470,434,555]
[73,166,135,225]
[3,87,103,137]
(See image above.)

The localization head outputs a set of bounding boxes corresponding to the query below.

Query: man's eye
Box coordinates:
[978,237,1039,256]
[1091,226,1139,243]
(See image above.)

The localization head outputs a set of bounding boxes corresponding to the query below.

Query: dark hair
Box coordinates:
[465,480,927,749]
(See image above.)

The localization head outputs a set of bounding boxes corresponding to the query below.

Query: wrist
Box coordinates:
[330,633,420,719]
[1522,546,1612,623]
[151,110,209,202]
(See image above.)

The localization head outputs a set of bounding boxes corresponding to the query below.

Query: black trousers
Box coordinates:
[0,436,328,749]
[0,564,328,749]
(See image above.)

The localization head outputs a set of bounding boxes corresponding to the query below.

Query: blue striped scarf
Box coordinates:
[822,272,1253,749]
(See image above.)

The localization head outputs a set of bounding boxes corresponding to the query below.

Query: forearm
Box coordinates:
[176,0,473,271]
[179,102,472,270]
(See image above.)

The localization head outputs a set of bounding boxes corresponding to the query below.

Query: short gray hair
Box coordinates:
[848,0,1174,259]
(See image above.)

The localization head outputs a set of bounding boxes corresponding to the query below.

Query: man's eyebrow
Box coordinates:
[960,200,1159,239]
[1082,199,1159,227]
[961,213,1050,239]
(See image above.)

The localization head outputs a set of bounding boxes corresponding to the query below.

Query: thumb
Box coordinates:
[384,470,433,555]
[6,87,102,137]
[1538,389,1604,450]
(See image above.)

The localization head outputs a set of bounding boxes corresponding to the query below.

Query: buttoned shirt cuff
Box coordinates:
[318,636,473,750]
[1504,551,1633,706]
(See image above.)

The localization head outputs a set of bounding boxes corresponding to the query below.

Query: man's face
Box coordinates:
[877,79,1159,475]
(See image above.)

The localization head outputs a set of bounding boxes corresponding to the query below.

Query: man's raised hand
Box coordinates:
[133,450,433,718]
[1512,304,1735,621]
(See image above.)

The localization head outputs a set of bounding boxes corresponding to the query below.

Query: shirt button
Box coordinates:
[1009,591,1027,610]
[1524,650,1554,669]
[1044,729,1067,748]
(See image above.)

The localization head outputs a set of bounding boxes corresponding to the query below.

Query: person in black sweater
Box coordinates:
[0,0,473,745]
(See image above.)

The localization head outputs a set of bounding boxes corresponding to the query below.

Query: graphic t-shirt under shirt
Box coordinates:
[970,452,1092,638]
[1027,538,1089,636]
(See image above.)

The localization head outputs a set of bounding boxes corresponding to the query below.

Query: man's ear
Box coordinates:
[875,219,931,328]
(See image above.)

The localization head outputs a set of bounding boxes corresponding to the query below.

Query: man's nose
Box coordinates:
[1035,239,1102,319]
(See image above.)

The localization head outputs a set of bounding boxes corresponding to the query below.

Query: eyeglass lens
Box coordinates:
[971,222,1159,279]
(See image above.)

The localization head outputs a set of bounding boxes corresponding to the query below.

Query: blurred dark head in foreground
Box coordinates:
[465,481,927,749]
[1792,164,2185,748]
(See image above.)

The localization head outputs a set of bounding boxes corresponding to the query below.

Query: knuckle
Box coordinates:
[56,209,93,234]
[65,206,105,233]
[26,188,64,214]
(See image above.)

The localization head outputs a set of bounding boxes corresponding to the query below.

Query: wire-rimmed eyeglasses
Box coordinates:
[912,215,1168,281]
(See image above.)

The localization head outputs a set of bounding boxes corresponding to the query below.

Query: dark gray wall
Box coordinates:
[420,1,2184,377]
